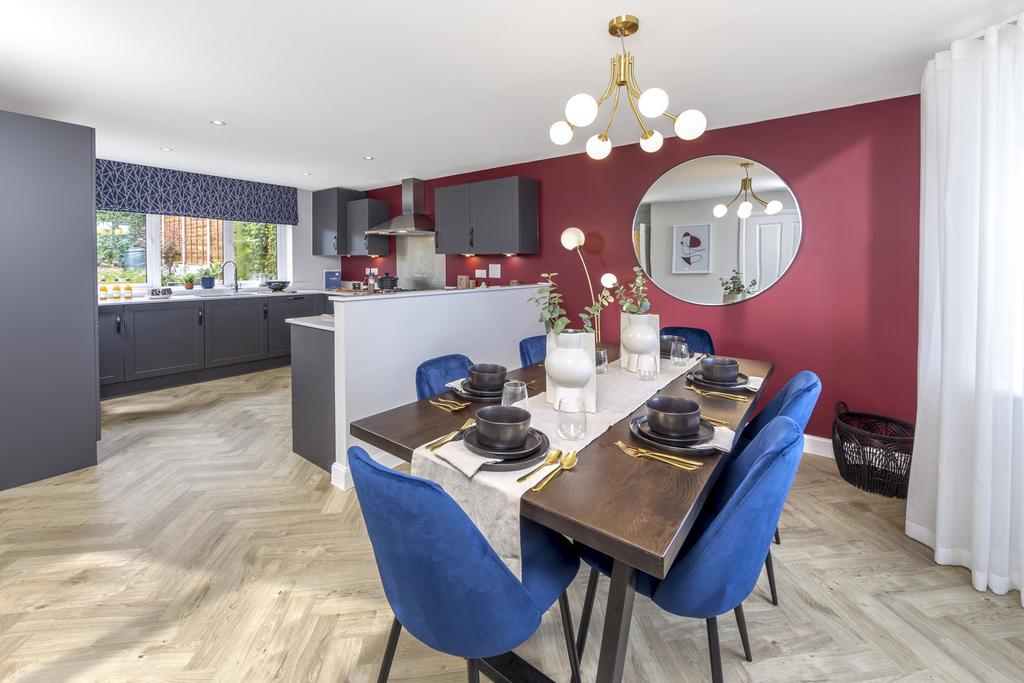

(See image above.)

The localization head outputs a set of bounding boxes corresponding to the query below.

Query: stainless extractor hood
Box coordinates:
[365,178,435,236]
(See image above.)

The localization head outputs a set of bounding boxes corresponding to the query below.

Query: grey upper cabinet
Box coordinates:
[312,187,367,255]
[268,295,323,357]
[346,198,391,256]
[124,301,205,380]
[98,306,125,385]
[204,297,269,368]
[434,176,539,255]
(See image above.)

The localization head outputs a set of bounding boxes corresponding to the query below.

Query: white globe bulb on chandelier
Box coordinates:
[713,162,785,219]
[547,15,707,160]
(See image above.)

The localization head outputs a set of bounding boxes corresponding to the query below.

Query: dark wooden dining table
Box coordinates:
[351,349,774,683]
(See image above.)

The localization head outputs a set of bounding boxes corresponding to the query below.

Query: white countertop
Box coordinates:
[328,283,541,303]
[286,314,335,332]
[98,288,334,306]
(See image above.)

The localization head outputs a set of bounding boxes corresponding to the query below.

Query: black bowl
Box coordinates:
[265,280,290,292]
[659,334,686,357]
[645,396,701,438]
[475,405,531,449]
[700,357,739,383]
[467,363,507,392]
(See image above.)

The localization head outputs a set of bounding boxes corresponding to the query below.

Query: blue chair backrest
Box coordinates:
[348,447,543,658]
[652,416,804,618]
[519,335,546,367]
[660,326,716,355]
[415,353,473,400]
[738,370,821,451]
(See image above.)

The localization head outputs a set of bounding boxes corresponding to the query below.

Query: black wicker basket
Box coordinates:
[831,401,915,498]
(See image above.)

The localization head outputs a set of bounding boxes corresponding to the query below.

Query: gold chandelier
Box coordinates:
[713,163,784,219]
[549,14,707,160]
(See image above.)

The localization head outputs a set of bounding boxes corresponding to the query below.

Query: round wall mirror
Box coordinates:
[632,155,801,306]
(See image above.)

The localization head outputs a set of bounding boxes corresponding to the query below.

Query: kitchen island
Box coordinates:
[328,285,543,489]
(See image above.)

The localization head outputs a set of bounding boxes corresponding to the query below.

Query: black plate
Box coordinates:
[629,417,718,455]
[451,386,501,403]
[688,370,750,391]
[480,435,553,472]
[459,381,504,397]
[462,427,547,460]
[635,415,714,445]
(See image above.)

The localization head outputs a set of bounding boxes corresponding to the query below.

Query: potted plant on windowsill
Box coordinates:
[181,272,197,290]
[720,269,757,304]
[197,263,219,289]
[529,273,598,413]
[615,267,659,373]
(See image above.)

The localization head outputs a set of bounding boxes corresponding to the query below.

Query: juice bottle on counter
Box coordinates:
[111,279,121,300]
[124,282,133,300]
[98,279,108,301]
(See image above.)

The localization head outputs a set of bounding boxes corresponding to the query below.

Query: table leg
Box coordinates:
[595,559,637,683]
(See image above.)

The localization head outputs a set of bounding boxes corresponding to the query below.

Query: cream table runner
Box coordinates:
[411,356,739,578]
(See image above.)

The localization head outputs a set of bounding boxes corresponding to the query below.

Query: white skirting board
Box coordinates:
[803,433,833,458]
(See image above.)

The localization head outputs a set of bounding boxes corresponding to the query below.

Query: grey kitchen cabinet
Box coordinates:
[203,297,269,368]
[0,110,97,491]
[312,187,366,255]
[346,198,391,256]
[290,323,335,472]
[98,306,125,385]
[268,295,323,357]
[434,176,539,255]
[124,301,205,380]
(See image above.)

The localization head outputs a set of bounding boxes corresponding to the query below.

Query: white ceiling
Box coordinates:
[0,0,1017,191]
[641,156,790,204]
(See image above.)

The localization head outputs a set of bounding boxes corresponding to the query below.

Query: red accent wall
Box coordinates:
[350,96,920,437]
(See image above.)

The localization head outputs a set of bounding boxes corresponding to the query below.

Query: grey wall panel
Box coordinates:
[0,110,98,490]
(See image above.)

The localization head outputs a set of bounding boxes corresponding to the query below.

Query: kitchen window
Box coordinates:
[96,211,148,284]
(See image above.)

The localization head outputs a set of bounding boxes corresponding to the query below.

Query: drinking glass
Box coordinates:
[670,341,690,367]
[637,354,657,381]
[556,396,587,441]
[595,348,609,374]
[501,380,529,410]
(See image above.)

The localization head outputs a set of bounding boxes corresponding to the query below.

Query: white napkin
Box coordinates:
[744,376,765,392]
[433,439,498,477]
[445,378,467,391]
[709,425,737,452]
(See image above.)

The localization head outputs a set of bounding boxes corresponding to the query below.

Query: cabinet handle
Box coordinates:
[288,296,304,300]
[469,226,475,247]
[263,303,269,319]
[115,315,122,333]
[198,309,203,326]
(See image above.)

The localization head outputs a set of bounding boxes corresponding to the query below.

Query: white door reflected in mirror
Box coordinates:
[632,155,802,306]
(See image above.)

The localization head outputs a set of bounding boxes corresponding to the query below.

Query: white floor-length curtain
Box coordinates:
[907,15,1024,606]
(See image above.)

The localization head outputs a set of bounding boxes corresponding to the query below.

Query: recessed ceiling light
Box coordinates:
[160,146,173,152]
[210,120,227,126]
[363,155,374,160]
[302,171,311,176]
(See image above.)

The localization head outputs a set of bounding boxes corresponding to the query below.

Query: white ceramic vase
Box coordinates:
[620,313,661,373]
[545,331,597,412]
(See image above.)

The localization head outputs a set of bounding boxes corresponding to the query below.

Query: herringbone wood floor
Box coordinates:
[0,367,1021,682]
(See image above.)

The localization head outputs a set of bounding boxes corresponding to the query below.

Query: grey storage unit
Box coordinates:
[434,176,539,254]
[0,110,98,491]
[98,306,125,385]
[124,301,205,380]
[268,295,323,357]
[312,187,366,255]
[346,198,391,256]
[290,324,335,472]
[203,297,269,368]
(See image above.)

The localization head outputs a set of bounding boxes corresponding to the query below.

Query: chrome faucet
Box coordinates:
[221,260,239,293]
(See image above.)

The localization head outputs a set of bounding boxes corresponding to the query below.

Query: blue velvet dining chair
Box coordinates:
[661,326,716,355]
[519,335,547,367]
[415,353,473,400]
[735,370,821,605]
[348,446,583,682]
[574,417,804,683]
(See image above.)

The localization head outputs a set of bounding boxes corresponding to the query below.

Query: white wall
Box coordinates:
[290,189,339,289]
[648,190,795,304]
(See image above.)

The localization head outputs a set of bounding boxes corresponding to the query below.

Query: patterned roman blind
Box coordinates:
[95,159,298,225]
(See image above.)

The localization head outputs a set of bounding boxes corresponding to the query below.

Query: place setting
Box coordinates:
[622,395,736,462]
[445,363,535,404]
[684,356,764,401]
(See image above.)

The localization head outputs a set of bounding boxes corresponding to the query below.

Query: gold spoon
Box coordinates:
[516,449,563,483]
[531,450,578,492]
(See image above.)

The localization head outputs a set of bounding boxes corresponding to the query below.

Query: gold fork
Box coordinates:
[429,398,471,412]
[615,441,704,467]
[685,385,748,402]
[616,442,698,470]
[702,415,730,427]
[425,418,475,451]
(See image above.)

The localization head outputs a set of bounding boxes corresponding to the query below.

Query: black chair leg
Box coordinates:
[576,567,599,660]
[706,617,724,683]
[774,527,781,545]
[558,592,583,683]
[466,658,480,683]
[376,618,402,682]
[765,550,779,606]
[734,604,752,662]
